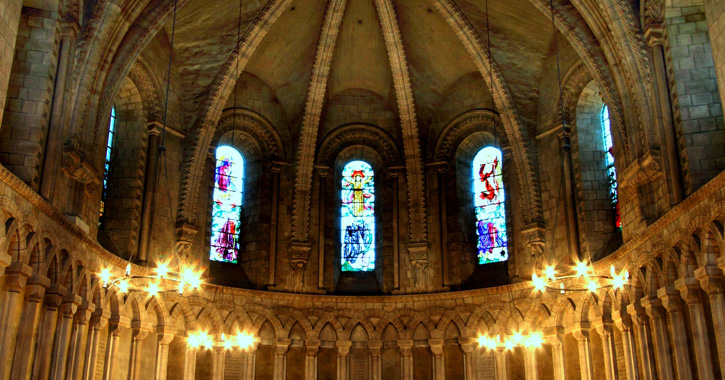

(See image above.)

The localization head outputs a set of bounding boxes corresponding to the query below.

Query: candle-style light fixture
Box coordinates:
[477,330,545,351]
[187,331,258,351]
[531,262,630,294]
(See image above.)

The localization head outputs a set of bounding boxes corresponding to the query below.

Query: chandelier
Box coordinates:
[98,261,203,296]
[187,331,258,351]
[478,331,544,351]
[532,262,630,294]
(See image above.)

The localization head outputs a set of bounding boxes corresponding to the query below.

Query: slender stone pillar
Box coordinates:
[336,340,351,380]
[572,324,594,380]
[593,321,619,380]
[429,339,445,380]
[137,123,161,264]
[0,0,23,127]
[129,326,150,380]
[275,339,290,380]
[546,331,566,380]
[559,127,580,263]
[40,22,79,201]
[211,346,225,380]
[0,262,32,380]
[675,277,715,380]
[32,285,65,380]
[67,302,95,380]
[49,295,81,380]
[436,164,450,287]
[316,167,327,290]
[269,163,282,288]
[640,296,675,380]
[82,310,110,380]
[459,337,477,380]
[398,340,413,380]
[304,340,320,380]
[183,347,197,380]
[494,347,509,380]
[696,264,725,374]
[658,286,694,380]
[9,274,49,380]
[524,348,538,380]
[155,330,176,380]
[242,343,259,380]
[612,310,639,380]
[627,304,656,380]
[102,317,130,380]
[368,341,382,380]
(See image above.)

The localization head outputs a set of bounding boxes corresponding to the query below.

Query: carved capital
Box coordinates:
[570,322,590,341]
[657,286,684,312]
[640,296,665,319]
[44,285,67,310]
[696,266,725,295]
[459,337,477,354]
[612,309,633,332]
[674,277,703,305]
[620,150,662,191]
[61,146,101,193]
[59,21,80,39]
[591,319,613,337]
[74,301,96,325]
[428,339,445,356]
[336,340,351,357]
[305,340,321,357]
[4,262,32,292]
[544,326,565,346]
[522,224,545,271]
[25,274,51,302]
[60,295,82,318]
[644,23,665,46]
[367,341,382,357]
[627,303,650,326]
[90,309,111,330]
[397,340,414,357]
[275,339,291,355]
[0,251,11,275]
[158,332,176,346]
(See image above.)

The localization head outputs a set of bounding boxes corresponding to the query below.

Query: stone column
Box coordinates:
[593,320,619,380]
[546,331,566,380]
[129,325,150,380]
[102,317,130,380]
[275,339,290,380]
[436,164,450,287]
[242,343,259,380]
[559,127,580,263]
[0,0,23,126]
[572,324,594,380]
[67,302,95,380]
[40,22,79,201]
[459,337,477,380]
[368,341,382,380]
[9,274,48,380]
[643,24,684,203]
[398,340,414,380]
[696,264,725,374]
[0,262,32,380]
[269,162,282,288]
[183,347,197,380]
[82,310,110,380]
[494,347,508,380]
[392,170,400,290]
[640,296,675,380]
[211,346,225,380]
[658,286,695,380]
[429,339,445,380]
[674,277,715,380]
[336,340,351,380]
[50,295,81,380]
[316,166,327,290]
[137,123,161,264]
[612,310,640,380]
[524,348,538,380]
[304,340,320,380]
[627,304,656,380]
[31,285,65,380]
[155,329,176,380]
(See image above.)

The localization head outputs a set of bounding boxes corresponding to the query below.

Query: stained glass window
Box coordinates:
[341,160,375,272]
[100,107,116,221]
[209,145,244,263]
[472,147,508,264]
[601,106,621,230]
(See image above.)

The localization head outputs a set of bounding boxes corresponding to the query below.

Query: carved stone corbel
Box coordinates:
[61,145,101,195]
[408,242,429,293]
[522,224,545,273]
[619,150,662,198]
[174,223,198,265]
[290,242,311,293]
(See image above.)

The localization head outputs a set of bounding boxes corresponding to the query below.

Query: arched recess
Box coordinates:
[97,75,151,261]
[433,110,522,288]
[203,108,285,289]
[316,124,402,294]
[570,79,624,260]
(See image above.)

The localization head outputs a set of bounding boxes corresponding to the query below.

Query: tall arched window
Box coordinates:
[601,106,621,230]
[210,145,244,263]
[100,106,116,221]
[472,146,508,264]
[341,160,375,272]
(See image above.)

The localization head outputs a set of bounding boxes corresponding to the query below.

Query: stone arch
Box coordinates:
[317,123,402,166]
[213,108,286,160]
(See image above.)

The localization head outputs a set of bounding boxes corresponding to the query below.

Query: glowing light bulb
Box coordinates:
[532,273,547,293]
[524,332,543,349]
[99,268,112,287]
[575,261,590,278]
[560,283,565,294]
[625,270,630,281]
[612,274,626,291]
[545,266,557,280]
[119,280,129,294]
[511,331,523,345]
[587,280,598,293]
[147,281,160,297]
[156,262,169,278]
[125,264,131,276]
[610,265,616,277]
[503,338,514,351]
[222,333,233,350]
[178,282,185,295]
[236,332,256,350]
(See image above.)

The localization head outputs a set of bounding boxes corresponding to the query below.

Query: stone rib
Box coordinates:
[373,0,428,243]
[291,0,349,242]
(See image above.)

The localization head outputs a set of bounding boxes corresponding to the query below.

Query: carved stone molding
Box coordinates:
[620,150,662,196]
[61,146,101,195]
[522,224,546,272]
[214,108,286,159]
[290,242,312,293]
[317,124,402,166]
[175,223,198,265]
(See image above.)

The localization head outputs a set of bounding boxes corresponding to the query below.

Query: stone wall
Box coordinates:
[706,0,725,111]
[0,0,22,129]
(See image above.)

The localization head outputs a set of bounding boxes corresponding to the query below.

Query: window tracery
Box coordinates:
[472,146,508,264]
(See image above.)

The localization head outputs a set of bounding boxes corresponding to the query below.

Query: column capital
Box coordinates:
[336,340,352,357]
[313,165,329,177]
[157,332,175,345]
[570,322,590,341]
[44,285,67,309]
[397,340,414,357]
[74,301,96,325]
[428,339,445,356]
[3,262,32,292]
[591,319,613,337]
[275,339,291,355]
[60,294,82,318]
[674,277,704,305]
[132,328,150,342]
[305,340,320,357]
[25,274,51,302]
[59,21,80,39]
[626,302,649,325]
[458,337,477,353]
[611,309,633,332]
[157,325,177,337]
[694,266,725,295]
[109,315,131,335]
[657,286,684,312]
[644,23,665,47]
[544,326,565,345]
[0,251,11,276]
[90,309,111,329]
[640,295,665,319]
[367,341,382,357]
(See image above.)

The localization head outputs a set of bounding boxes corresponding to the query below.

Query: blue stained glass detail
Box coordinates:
[100,107,116,220]
[472,147,508,264]
[601,106,621,230]
[209,145,244,263]
[340,160,375,272]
